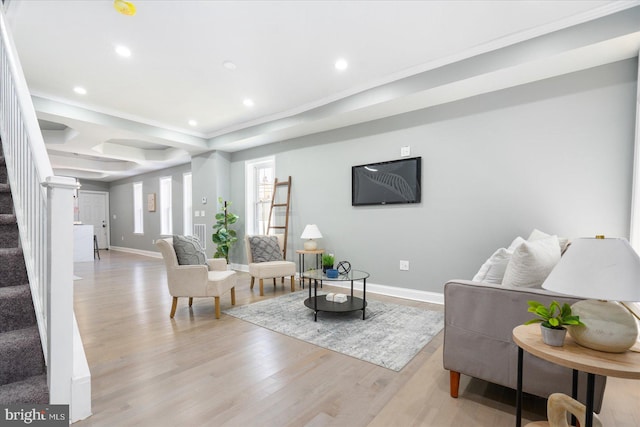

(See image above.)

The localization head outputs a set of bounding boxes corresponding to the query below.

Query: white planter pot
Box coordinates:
[540,325,567,347]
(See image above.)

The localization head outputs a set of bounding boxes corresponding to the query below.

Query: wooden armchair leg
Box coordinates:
[188,297,193,307]
[259,278,264,296]
[450,370,461,398]
[214,296,221,319]
[170,297,178,318]
[250,277,255,290]
[231,287,236,305]
[273,278,276,287]
[290,276,295,292]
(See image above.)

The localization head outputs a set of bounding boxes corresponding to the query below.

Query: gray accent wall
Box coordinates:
[192,151,232,257]
[78,179,109,192]
[109,163,190,252]
[229,58,638,294]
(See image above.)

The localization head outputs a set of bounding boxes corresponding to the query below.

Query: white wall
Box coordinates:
[229,58,638,294]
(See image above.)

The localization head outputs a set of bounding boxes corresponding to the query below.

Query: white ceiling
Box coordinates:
[4,0,640,182]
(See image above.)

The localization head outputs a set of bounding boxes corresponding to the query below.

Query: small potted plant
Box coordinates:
[524,300,585,347]
[322,253,335,273]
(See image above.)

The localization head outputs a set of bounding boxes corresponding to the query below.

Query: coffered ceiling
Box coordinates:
[4,1,640,181]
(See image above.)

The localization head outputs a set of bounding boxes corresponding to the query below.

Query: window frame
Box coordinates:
[245,156,275,235]
[159,176,173,236]
[133,181,143,234]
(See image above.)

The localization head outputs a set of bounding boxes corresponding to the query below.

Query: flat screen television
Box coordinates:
[352,157,421,206]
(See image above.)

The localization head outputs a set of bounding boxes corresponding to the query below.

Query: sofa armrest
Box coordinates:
[207,258,228,271]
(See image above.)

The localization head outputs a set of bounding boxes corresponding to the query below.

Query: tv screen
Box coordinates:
[352,157,421,206]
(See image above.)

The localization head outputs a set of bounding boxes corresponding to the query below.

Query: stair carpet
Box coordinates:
[0,143,49,404]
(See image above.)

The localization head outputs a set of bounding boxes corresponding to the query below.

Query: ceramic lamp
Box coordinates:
[301,224,322,250]
[542,237,640,353]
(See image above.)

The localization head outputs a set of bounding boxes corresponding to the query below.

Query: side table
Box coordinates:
[512,324,640,427]
[296,249,324,289]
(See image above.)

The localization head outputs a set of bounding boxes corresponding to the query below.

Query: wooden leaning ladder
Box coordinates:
[266,176,292,258]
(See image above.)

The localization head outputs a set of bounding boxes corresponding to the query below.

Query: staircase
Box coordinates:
[0,143,48,404]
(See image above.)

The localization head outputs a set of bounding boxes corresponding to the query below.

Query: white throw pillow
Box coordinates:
[502,236,561,288]
[472,248,511,283]
[528,228,569,253]
[472,236,525,284]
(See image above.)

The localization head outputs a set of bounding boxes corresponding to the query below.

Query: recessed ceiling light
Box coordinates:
[73,87,87,95]
[188,120,197,127]
[243,98,254,107]
[335,58,348,71]
[223,61,237,70]
[115,45,132,57]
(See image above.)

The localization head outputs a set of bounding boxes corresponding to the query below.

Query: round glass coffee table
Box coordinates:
[301,269,369,321]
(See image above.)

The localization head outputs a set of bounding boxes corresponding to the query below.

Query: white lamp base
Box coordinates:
[569,300,639,353]
[303,240,317,250]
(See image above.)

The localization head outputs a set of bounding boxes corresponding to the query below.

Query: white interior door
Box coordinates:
[78,191,109,249]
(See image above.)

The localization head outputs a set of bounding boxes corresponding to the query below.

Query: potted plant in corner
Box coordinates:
[211,197,239,263]
[525,300,585,347]
[322,253,335,274]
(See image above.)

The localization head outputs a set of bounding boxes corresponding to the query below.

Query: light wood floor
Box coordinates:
[72,250,639,426]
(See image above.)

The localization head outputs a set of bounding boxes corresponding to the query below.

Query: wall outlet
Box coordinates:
[195,211,200,217]
[400,146,411,157]
[400,260,409,271]
[121,236,124,241]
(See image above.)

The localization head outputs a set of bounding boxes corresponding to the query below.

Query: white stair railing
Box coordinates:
[0,8,90,421]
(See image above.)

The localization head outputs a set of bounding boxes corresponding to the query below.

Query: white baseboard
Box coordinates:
[235,264,444,305]
[317,280,444,305]
[71,315,91,422]
[110,246,162,258]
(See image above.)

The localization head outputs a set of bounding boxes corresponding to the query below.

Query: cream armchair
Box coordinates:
[245,234,296,296]
[156,238,236,318]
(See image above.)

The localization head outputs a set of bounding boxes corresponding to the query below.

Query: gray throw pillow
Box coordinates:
[249,236,283,263]
[173,235,207,265]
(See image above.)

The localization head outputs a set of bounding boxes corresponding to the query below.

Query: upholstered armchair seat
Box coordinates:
[245,234,296,296]
[156,238,236,318]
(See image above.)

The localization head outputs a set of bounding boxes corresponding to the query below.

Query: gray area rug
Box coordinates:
[223,291,444,371]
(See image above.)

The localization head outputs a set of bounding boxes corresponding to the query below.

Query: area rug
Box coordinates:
[223,291,444,371]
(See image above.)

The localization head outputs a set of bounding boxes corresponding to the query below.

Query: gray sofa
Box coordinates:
[443,279,607,411]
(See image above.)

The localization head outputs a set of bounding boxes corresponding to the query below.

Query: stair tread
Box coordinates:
[0,214,17,224]
[0,325,40,344]
[0,374,48,405]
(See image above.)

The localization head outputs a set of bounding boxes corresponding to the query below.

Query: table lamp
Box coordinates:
[301,224,322,250]
[542,236,640,353]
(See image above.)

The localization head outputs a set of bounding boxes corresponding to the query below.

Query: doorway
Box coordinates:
[78,190,110,249]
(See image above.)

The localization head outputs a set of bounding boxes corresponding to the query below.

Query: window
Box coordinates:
[160,176,172,235]
[133,182,143,234]
[245,157,275,235]
[183,172,192,235]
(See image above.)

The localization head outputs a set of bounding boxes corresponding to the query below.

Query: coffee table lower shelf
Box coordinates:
[304,296,367,321]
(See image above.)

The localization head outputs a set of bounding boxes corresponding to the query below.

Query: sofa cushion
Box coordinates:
[502,235,561,288]
[173,235,207,265]
[472,236,525,284]
[248,235,283,263]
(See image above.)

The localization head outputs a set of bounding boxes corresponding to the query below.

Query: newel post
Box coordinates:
[42,176,78,404]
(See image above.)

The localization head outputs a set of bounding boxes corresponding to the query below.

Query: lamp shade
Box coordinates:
[542,237,640,353]
[542,237,640,302]
[301,224,322,240]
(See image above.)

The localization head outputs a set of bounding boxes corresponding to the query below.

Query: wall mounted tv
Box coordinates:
[352,157,422,206]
